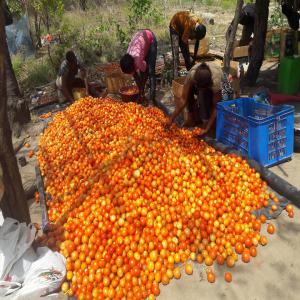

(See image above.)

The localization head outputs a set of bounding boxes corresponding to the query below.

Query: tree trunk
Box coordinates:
[4,41,22,98]
[0,1,31,224]
[4,29,30,137]
[44,8,50,32]
[244,0,270,86]
[224,0,244,73]
[34,10,42,48]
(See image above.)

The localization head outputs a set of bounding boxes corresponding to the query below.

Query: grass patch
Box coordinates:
[12,55,56,91]
[11,54,23,79]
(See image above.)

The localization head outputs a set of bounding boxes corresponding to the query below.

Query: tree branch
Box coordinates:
[224,0,244,73]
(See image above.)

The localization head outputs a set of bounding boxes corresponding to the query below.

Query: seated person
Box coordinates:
[56,51,99,103]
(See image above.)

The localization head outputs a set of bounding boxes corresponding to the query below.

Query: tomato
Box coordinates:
[216,255,225,265]
[205,256,213,266]
[259,215,267,224]
[173,268,181,279]
[267,224,275,235]
[226,256,235,268]
[260,236,268,246]
[286,204,293,213]
[224,272,232,283]
[61,282,69,293]
[207,271,216,283]
[196,254,203,264]
[242,251,251,263]
[161,274,170,285]
[185,263,193,275]
[249,246,257,257]
[244,237,253,248]
[235,243,244,254]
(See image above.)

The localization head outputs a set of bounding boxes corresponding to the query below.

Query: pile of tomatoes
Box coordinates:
[37,97,294,300]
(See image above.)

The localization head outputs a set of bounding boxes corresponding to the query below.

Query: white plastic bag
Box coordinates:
[11,247,66,299]
[0,219,66,299]
[0,218,37,296]
[0,218,36,281]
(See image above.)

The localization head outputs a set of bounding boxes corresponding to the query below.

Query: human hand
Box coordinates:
[165,118,173,130]
[197,128,208,137]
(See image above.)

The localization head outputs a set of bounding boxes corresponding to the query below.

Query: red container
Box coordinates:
[270,91,300,105]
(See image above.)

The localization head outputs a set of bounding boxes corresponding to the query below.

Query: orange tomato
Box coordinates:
[260,236,268,246]
[173,267,181,279]
[207,272,216,283]
[224,272,232,283]
[185,263,193,275]
[205,256,213,266]
[242,251,251,263]
[226,256,235,268]
[286,204,293,213]
[249,246,257,257]
[267,224,275,235]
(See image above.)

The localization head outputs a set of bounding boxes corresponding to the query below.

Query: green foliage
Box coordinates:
[6,0,23,17]
[12,56,56,90]
[129,0,152,30]
[7,0,64,23]
[198,0,236,9]
[11,54,23,79]
[31,0,65,29]
[269,5,285,29]
[220,0,236,9]
[128,0,163,32]
[115,23,130,48]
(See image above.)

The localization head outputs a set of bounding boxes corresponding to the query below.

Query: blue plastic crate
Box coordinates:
[216,98,294,167]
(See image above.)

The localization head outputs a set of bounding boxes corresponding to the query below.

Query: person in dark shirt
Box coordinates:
[226,3,256,46]
[282,2,300,31]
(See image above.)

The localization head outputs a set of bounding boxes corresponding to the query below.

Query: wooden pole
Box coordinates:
[224,0,244,73]
[0,0,31,224]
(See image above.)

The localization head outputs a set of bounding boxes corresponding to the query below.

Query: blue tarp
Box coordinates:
[5,15,35,57]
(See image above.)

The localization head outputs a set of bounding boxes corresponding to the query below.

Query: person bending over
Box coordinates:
[167,62,223,136]
[120,30,157,106]
[170,11,206,78]
[226,3,256,46]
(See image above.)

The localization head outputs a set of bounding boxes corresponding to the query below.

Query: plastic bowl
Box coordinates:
[119,86,139,102]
